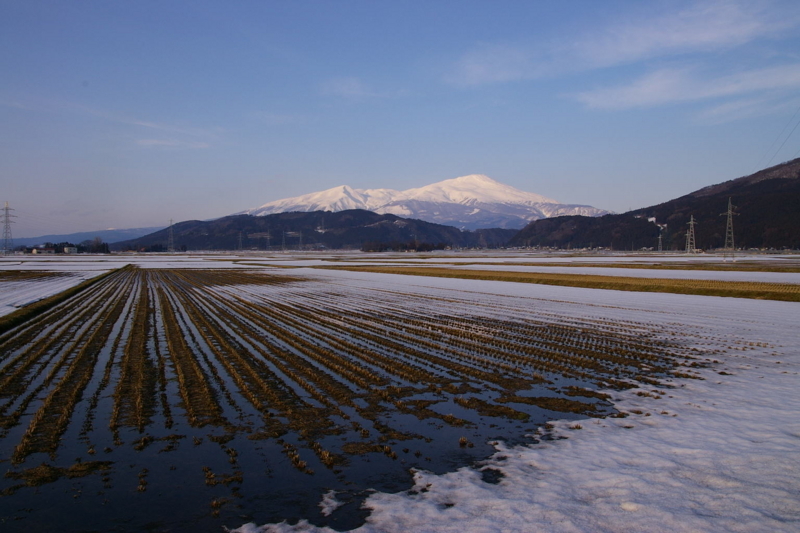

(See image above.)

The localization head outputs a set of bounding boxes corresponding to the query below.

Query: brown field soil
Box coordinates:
[315,265,800,301]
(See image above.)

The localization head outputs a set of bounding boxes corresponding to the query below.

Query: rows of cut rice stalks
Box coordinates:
[0,266,704,510]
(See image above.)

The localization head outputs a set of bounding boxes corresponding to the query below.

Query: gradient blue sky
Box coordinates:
[3,0,800,237]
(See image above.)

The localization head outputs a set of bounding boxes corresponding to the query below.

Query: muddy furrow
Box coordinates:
[111,270,158,433]
[0,270,135,432]
[155,281,225,428]
[0,271,135,405]
[11,269,135,462]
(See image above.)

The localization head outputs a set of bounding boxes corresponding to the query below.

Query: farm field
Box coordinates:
[0,269,112,318]
[0,252,798,532]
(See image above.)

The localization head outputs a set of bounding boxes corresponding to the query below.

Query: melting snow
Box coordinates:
[2,253,798,532]
[233,269,800,533]
[319,491,344,517]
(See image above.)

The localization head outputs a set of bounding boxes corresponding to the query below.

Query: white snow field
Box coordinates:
[0,259,115,316]
[0,276,86,316]
[233,268,800,533]
[448,263,800,284]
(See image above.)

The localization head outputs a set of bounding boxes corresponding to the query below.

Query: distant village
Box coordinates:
[12,238,110,255]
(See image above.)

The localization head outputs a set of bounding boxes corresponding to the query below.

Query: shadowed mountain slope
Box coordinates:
[510,159,800,250]
[113,210,517,251]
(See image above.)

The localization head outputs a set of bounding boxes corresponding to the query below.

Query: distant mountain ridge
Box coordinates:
[241,174,609,230]
[510,158,800,250]
[13,226,165,248]
[113,210,518,251]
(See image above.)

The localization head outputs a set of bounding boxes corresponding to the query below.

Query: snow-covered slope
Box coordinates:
[242,175,609,230]
[395,174,555,205]
[248,185,401,214]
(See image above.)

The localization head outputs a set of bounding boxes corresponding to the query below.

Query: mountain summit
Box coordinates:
[242,175,609,229]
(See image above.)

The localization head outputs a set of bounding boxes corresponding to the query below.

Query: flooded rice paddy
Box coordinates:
[0,264,705,531]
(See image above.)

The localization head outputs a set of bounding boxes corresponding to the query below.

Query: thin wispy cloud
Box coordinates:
[573,63,800,110]
[446,44,547,86]
[80,106,220,148]
[319,76,406,100]
[0,99,27,109]
[136,139,210,149]
[127,118,217,139]
[699,94,800,123]
[447,0,800,86]
[4,95,221,142]
[572,0,798,69]
[252,112,310,126]
[321,77,377,99]
[78,106,220,140]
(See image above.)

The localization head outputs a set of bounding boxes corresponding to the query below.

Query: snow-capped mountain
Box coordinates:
[242,175,609,230]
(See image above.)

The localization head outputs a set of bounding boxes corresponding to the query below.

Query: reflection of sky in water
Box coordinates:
[0,255,796,533]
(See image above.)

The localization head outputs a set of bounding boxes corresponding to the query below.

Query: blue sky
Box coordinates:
[3,0,800,237]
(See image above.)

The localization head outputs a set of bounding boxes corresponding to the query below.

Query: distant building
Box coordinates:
[32,248,55,254]
[63,246,78,254]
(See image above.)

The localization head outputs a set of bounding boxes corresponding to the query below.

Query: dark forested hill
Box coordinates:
[509,158,800,250]
[112,210,518,251]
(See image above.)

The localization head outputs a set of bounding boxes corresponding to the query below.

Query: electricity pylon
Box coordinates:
[2,202,16,255]
[167,219,175,253]
[685,215,697,253]
[720,197,737,262]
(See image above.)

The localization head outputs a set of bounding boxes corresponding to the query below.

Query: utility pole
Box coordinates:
[2,202,16,255]
[720,197,737,262]
[685,215,697,253]
[281,230,286,252]
[238,231,243,251]
[657,231,663,252]
[167,219,175,253]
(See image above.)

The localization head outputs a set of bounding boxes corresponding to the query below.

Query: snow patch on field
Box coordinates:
[2,253,799,531]
[233,271,800,533]
[319,491,344,517]
[450,264,800,284]
[235,347,800,532]
[0,273,103,317]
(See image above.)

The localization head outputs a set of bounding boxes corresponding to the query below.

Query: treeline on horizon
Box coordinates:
[13,238,110,254]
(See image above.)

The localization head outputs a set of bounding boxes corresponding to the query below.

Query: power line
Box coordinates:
[792,141,800,160]
[767,116,800,166]
[765,114,800,168]
[167,219,175,253]
[752,102,800,173]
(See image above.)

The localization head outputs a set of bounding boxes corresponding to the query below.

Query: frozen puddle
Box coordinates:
[235,283,800,533]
